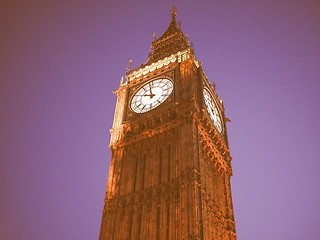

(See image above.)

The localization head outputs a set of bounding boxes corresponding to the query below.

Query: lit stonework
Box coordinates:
[99,7,236,240]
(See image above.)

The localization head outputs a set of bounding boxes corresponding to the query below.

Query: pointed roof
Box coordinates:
[147,6,190,63]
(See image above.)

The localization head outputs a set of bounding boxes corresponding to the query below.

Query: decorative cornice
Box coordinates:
[109,116,182,150]
[103,168,200,210]
[126,49,191,82]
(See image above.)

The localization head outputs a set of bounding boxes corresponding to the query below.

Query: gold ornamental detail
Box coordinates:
[126,49,191,81]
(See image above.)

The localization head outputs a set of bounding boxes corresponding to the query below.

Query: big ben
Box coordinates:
[99,7,237,240]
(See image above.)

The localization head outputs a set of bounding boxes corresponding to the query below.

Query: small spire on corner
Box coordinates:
[128,59,133,69]
[126,59,133,73]
[120,76,124,86]
[149,32,156,57]
[152,32,157,41]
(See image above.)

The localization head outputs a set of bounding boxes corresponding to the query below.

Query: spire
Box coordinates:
[147,7,190,63]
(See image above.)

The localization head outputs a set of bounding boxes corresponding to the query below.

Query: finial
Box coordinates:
[128,59,133,70]
[120,76,123,86]
[186,34,190,43]
[212,81,216,90]
[150,47,153,55]
[126,60,133,73]
[149,32,156,56]
[149,44,153,55]
[170,6,177,18]
[190,41,195,54]
[152,32,157,41]
[178,20,181,29]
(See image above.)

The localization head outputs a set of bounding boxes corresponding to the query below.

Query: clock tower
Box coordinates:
[99,7,237,240]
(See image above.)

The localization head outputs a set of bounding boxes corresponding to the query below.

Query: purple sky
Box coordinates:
[1,0,320,239]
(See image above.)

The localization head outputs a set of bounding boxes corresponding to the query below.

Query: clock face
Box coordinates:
[203,88,223,133]
[130,78,174,113]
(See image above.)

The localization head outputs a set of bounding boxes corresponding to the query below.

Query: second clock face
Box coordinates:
[130,78,173,113]
[203,88,223,133]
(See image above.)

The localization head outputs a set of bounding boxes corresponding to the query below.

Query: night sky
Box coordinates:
[1,1,320,239]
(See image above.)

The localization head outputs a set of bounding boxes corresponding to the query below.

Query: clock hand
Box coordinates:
[148,83,155,98]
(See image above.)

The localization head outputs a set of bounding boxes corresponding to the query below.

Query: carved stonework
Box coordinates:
[99,7,236,240]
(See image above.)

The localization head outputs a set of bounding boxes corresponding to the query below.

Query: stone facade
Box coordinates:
[99,7,236,240]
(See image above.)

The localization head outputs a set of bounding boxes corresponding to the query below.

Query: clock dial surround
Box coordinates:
[203,88,223,133]
[130,78,174,113]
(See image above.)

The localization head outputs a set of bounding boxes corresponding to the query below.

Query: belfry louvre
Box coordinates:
[99,7,237,240]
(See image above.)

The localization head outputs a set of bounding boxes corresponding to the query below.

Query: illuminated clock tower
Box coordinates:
[99,7,237,240]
